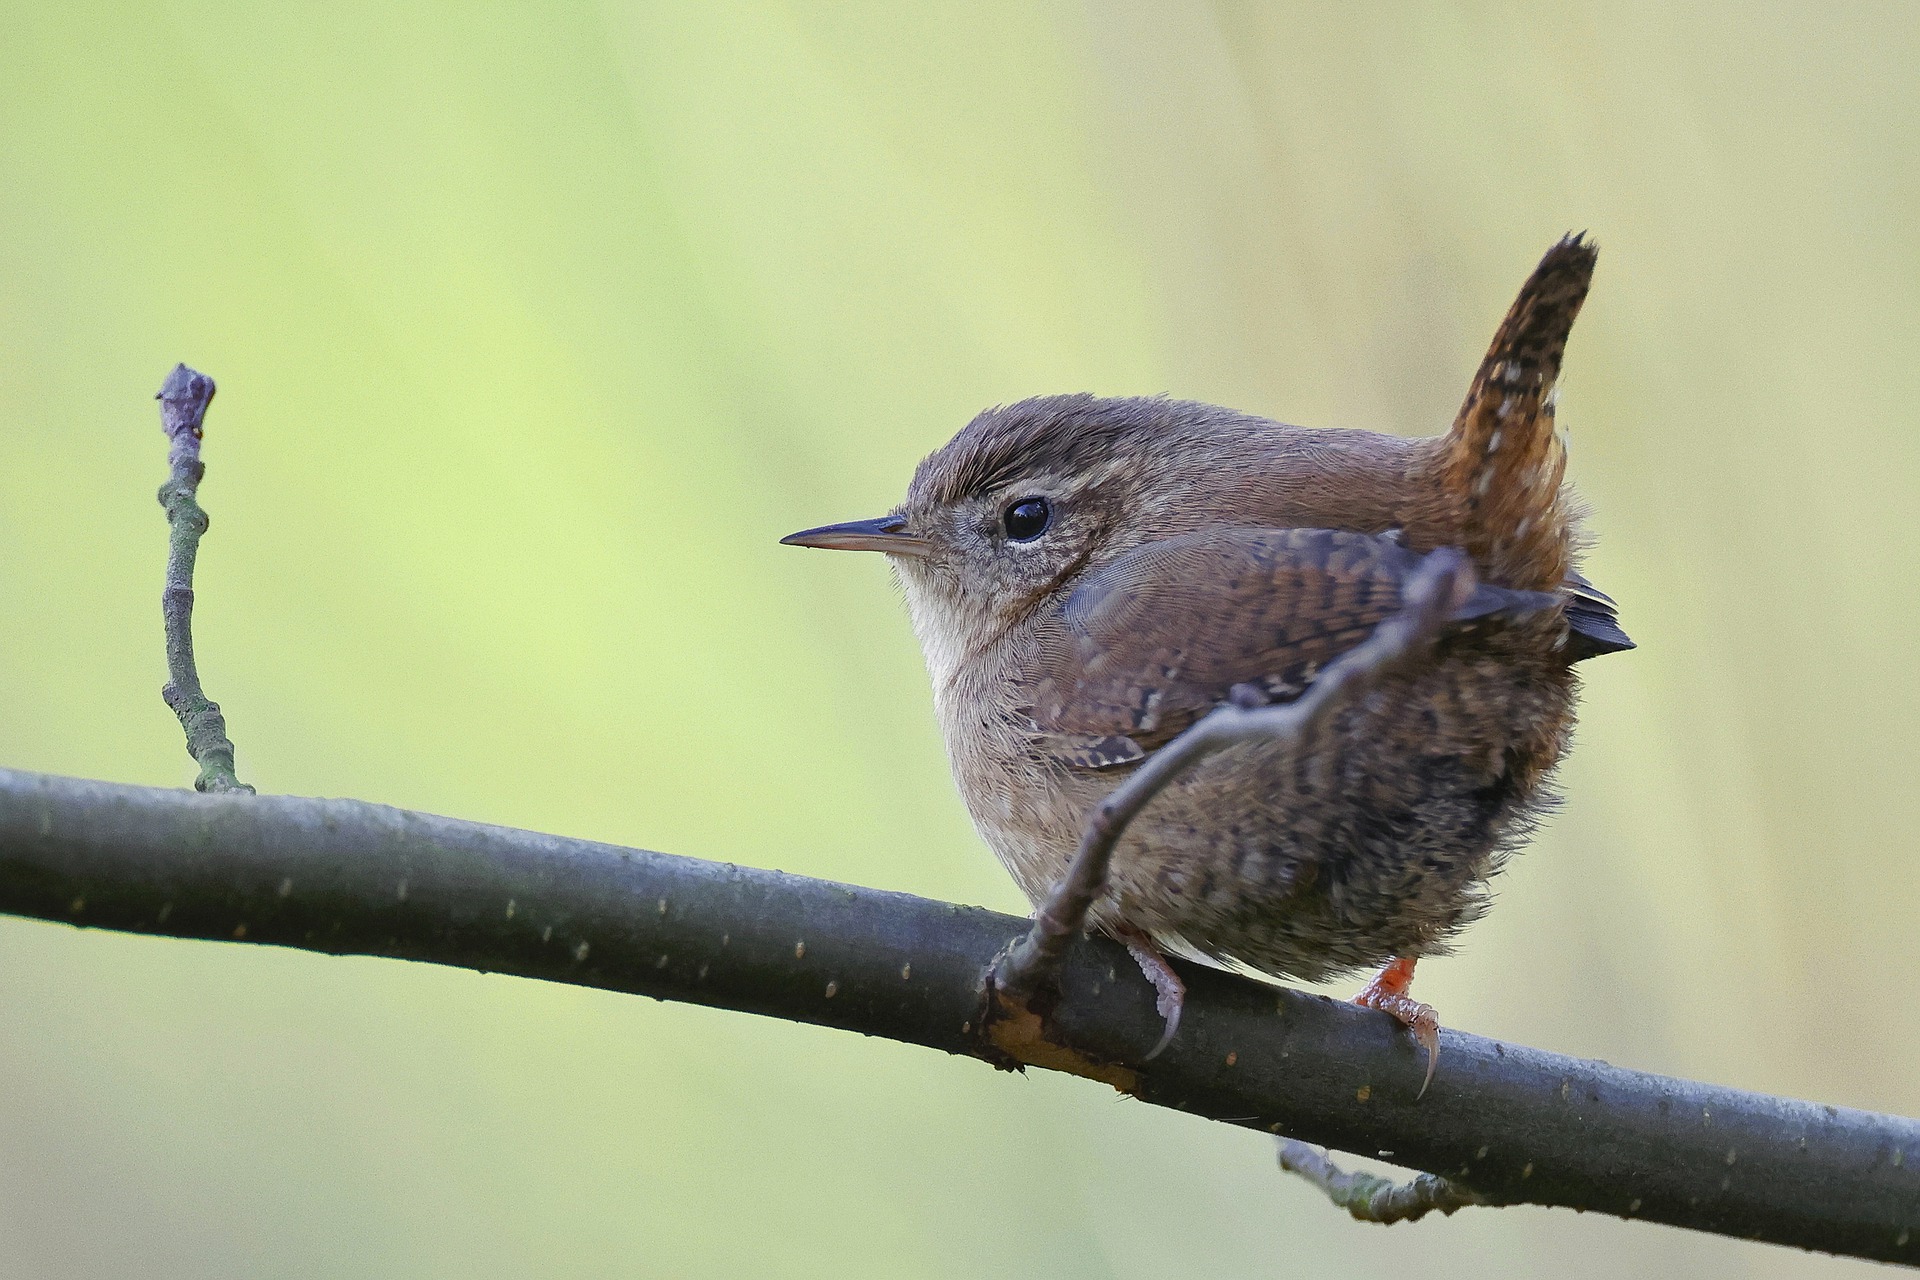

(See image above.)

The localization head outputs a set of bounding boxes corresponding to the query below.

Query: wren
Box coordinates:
[784,236,1630,1066]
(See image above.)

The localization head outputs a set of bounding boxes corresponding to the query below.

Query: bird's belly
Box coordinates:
[953,653,1574,984]
[946,742,1084,909]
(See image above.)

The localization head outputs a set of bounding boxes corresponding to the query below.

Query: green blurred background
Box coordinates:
[2,3,1915,1276]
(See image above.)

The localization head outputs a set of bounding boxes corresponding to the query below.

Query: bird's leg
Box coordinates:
[1353,956,1440,1096]
[1112,925,1184,1060]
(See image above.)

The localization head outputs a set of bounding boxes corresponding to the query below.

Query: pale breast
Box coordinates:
[933,649,1095,908]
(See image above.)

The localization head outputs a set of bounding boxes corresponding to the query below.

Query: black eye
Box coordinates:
[1002,496,1052,542]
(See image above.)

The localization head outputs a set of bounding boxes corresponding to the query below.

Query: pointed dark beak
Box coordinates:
[780,514,931,557]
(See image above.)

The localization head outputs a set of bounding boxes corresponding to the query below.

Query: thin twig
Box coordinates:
[1277,1139,1491,1224]
[993,548,1478,1003]
[155,364,252,794]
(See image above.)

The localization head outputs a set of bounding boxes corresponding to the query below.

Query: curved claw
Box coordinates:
[1387,997,1441,1098]
[1143,977,1184,1062]
[1353,957,1441,1098]
[1119,930,1186,1061]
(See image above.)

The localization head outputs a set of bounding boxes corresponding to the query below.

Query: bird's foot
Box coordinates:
[1353,956,1440,1097]
[1114,926,1185,1060]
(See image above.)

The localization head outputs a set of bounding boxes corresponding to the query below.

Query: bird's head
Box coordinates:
[783,394,1293,686]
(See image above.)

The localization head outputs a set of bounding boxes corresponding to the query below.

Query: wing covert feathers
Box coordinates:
[1024,529,1553,768]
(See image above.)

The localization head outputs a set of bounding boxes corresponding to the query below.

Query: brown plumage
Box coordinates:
[784,236,1629,1053]
[1424,234,1592,591]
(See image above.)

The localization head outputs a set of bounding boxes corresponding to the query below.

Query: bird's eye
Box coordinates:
[1002,496,1052,542]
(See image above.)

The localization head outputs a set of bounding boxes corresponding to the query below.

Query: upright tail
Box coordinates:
[1432,234,1596,592]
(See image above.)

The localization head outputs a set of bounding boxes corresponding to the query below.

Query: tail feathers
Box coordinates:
[1437,234,1597,591]
[1563,571,1635,660]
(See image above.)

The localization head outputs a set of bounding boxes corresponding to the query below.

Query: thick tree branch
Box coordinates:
[0,766,1914,1265]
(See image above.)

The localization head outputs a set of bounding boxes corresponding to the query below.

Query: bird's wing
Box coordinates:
[1023,527,1554,770]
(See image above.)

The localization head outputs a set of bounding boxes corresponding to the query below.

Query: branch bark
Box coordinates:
[1,766,1913,1264]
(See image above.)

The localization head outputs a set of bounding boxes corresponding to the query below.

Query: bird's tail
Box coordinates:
[1433,234,1596,592]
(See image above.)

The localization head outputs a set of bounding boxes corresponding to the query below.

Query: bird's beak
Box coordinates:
[780,514,931,557]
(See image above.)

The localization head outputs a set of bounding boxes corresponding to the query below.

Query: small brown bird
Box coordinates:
[784,237,1629,1067]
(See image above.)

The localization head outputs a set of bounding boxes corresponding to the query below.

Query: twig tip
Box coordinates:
[157,364,216,438]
